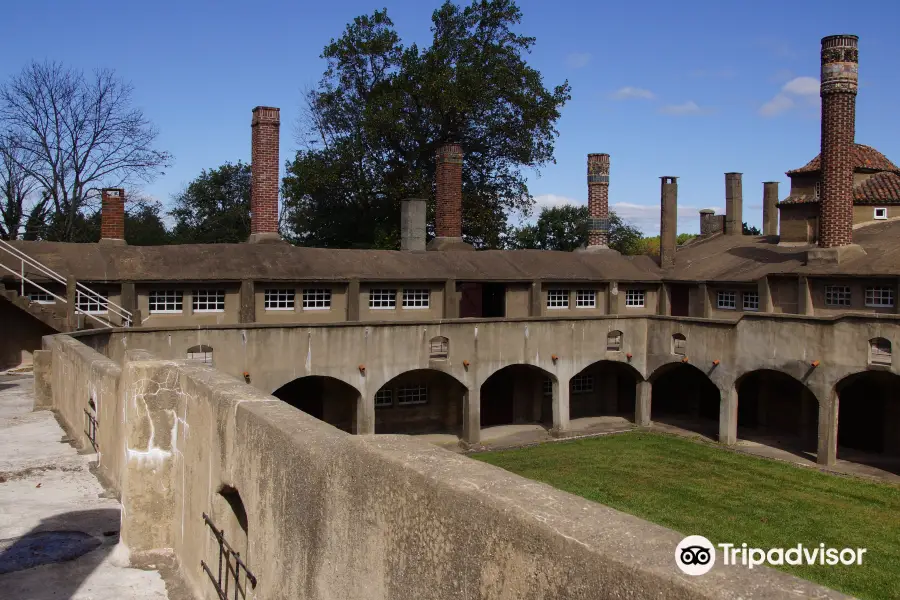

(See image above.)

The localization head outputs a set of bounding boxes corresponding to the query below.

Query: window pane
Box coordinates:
[865,287,894,308]
[396,384,427,405]
[576,290,596,308]
[369,289,397,309]
[625,289,645,307]
[717,291,736,310]
[824,285,851,307]
[547,289,569,309]
[303,288,332,310]
[192,289,225,312]
[571,374,594,394]
[264,288,295,310]
[76,290,109,314]
[743,291,759,311]
[402,289,430,309]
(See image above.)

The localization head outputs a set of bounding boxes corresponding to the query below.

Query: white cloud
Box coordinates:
[759,76,820,117]
[533,193,582,210]
[565,52,591,69]
[610,86,655,100]
[658,100,706,116]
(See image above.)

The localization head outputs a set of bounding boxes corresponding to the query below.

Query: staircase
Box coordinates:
[0,282,71,332]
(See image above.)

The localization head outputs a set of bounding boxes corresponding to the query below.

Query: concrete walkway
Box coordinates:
[0,375,175,599]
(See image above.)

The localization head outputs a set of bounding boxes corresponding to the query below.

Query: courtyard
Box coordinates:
[472,431,900,600]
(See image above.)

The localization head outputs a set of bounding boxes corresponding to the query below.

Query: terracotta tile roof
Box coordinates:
[853,171,900,204]
[778,193,816,206]
[786,144,900,175]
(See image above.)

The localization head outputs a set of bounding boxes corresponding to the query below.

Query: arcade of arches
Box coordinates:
[270,364,900,473]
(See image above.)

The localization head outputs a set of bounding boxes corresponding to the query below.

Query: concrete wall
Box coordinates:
[36,335,849,600]
[779,204,819,243]
[770,277,800,314]
[505,284,531,318]
[137,283,241,327]
[360,283,445,321]
[853,204,896,225]
[706,284,761,319]
[0,298,57,370]
[809,277,898,316]
[253,282,349,324]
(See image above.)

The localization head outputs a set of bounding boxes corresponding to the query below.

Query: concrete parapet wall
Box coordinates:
[37,334,848,599]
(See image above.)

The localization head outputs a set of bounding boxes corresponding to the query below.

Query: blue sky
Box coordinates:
[3,0,899,235]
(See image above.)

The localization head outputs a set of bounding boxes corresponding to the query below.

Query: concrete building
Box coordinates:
[1,35,898,478]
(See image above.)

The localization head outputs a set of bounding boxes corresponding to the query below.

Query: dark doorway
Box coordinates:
[569,361,639,420]
[482,283,506,318]
[650,363,720,437]
[837,371,900,455]
[374,369,467,435]
[737,370,817,455]
[272,376,360,433]
[480,365,553,428]
[459,283,482,318]
[670,284,690,317]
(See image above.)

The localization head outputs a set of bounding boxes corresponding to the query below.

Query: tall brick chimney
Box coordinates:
[249,106,281,243]
[428,142,472,251]
[724,173,743,235]
[659,177,678,268]
[587,153,610,248]
[818,35,858,248]
[763,182,779,236]
[99,188,125,245]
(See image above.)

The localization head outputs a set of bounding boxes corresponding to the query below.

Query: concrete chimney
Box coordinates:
[763,182,779,236]
[587,153,610,248]
[660,177,678,268]
[428,142,472,251]
[249,106,281,243]
[400,199,426,251]
[724,173,743,235]
[699,209,724,236]
[818,35,858,248]
[99,188,126,245]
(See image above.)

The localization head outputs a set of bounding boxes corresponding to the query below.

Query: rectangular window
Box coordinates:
[264,289,295,310]
[547,289,569,309]
[369,288,397,309]
[717,290,736,310]
[543,377,553,396]
[192,289,225,313]
[625,289,645,308]
[302,288,331,310]
[743,291,760,311]
[148,290,183,314]
[874,207,888,220]
[824,285,851,307]
[374,388,393,408]
[402,289,430,309]
[76,290,109,315]
[571,374,594,394]
[27,290,55,304]
[575,290,596,308]
[396,384,427,405]
[865,287,894,308]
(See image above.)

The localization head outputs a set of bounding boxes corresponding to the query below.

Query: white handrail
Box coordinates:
[0,239,133,328]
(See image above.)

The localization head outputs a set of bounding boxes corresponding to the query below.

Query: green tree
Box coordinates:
[170,162,251,244]
[508,205,644,254]
[283,1,571,249]
[37,198,170,245]
[743,222,761,235]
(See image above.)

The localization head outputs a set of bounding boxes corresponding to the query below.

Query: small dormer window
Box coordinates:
[874,207,887,220]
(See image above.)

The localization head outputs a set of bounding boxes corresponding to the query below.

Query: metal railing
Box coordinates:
[0,238,133,328]
[200,512,257,600]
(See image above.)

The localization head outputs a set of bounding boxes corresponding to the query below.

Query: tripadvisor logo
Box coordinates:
[676,535,868,575]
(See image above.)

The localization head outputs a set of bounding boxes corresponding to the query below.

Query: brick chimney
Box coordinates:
[248,106,281,243]
[428,142,472,251]
[763,182,779,236]
[818,35,858,248]
[724,173,743,235]
[660,177,678,268]
[400,199,426,251]
[99,188,125,245]
[587,153,610,248]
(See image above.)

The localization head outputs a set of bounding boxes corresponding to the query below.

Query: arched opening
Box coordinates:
[187,344,213,365]
[374,369,466,435]
[480,365,555,429]
[606,330,623,352]
[649,362,719,437]
[210,485,251,598]
[272,376,361,434]
[836,371,900,471]
[736,370,818,457]
[569,360,639,422]
[671,333,687,356]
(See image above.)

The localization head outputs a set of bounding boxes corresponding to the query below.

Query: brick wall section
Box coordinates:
[435,143,463,238]
[587,153,610,246]
[100,188,125,240]
[660,177,678,268]
[819,35,858,248]
[251,106,280,235]
[763,182,779,236]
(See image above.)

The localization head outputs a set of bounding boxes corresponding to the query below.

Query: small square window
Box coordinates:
[375,388,393,407]
[717,290,736,310]
[575,290,596,308]
[547,289,569,309]
[865,287,894,308]
[27,289,55,304]
[571,374,594,394]
[874,207,888,220]
[264,289,295,310]
[402,289,430,309]
[396,384,427,405]
[76,290,109,314]
[148,290,182,314]
[743,291,759,311]
[303,288,331,310]
[369,289,397,309]
[825,285,851,307]
[192,289,225,313]
[625,289,645,308]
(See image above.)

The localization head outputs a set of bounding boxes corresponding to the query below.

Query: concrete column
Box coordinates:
[817,389,839,466]
[66,275,77,330]
[697,283,711,318]
[400,199,426,251]
[120,282,136,326]
[719,385,738,445]
[355,391,375,435]
[758,277,774,313]
[635,380,651,426]
[443,279,458,319]
[239,280,255,324]
[724,173,743,236]
[462,386,480,444]
[551,376,570,435]
[607,282,619,315]
[657,283,671,316]
[798,276,814,316]
[529,281,543,317]
[347,279,360,321]
[659,177,678,268]
[763,182,779,236]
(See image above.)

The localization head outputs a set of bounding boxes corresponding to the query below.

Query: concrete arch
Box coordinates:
[569,359,642,421]
[272,375,363,434]
[480,363,557,429]
[368,364,468,397]
[648,361,721,439]
[833,370,900,471]
[373,368,468,436]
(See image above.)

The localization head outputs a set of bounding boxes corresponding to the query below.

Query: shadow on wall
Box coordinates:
[0,508,121,599]
[0,300,56,371]
[201,486,256,600]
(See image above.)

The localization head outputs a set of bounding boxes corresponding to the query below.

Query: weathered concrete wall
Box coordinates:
[136,283,241,327]
[253,282,349,324]
[0,298,57,370]
[38,337,850,599]
[779,203,819,243]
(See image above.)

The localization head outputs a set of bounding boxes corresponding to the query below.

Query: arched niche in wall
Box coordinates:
[429,336,449,360]
[869,338,892,366]
[671,333,687,356]
[187,344,213,365]
[606,330,623,352]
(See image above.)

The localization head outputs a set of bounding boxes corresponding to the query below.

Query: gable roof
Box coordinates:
[786,144,900,175]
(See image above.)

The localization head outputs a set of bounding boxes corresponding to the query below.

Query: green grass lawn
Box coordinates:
[472,432,900,600]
